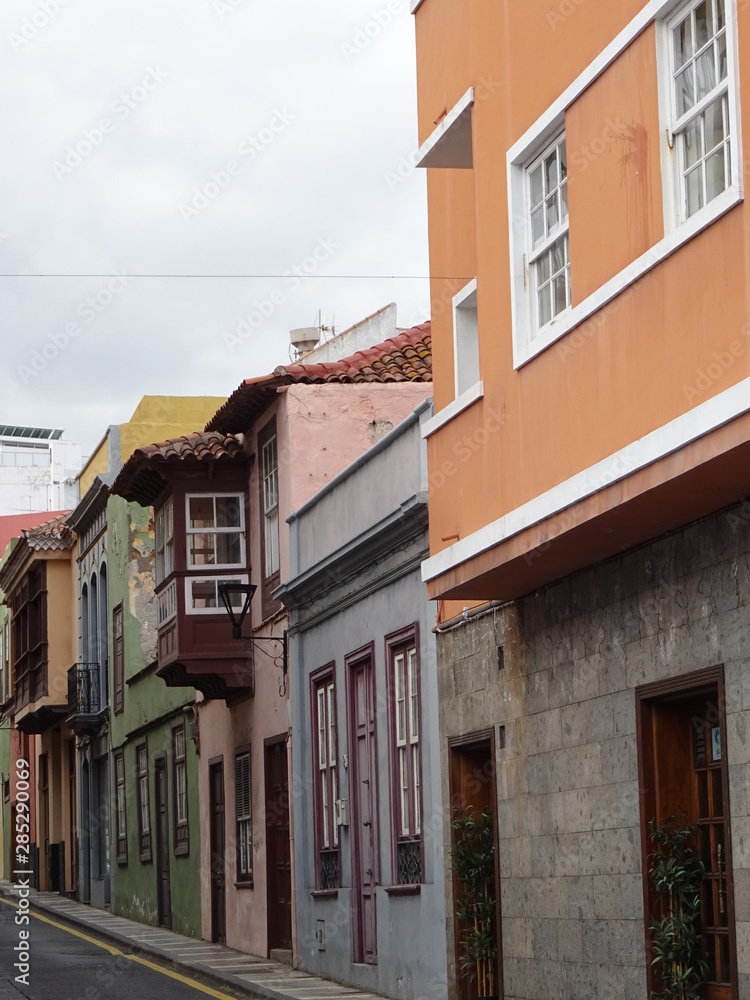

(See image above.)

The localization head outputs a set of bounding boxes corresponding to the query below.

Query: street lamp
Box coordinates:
[217,581,288,695]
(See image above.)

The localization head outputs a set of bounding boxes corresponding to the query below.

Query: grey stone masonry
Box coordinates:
[437,500,750,1000]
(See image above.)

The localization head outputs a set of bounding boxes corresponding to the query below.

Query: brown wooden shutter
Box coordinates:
[113,603,124,714]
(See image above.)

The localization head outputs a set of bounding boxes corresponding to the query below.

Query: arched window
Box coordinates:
[99,563,108,705]
[90,573,98,666]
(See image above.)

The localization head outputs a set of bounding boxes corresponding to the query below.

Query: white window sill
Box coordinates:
[410,0,426,11]
[421,381,484,439]
[514,186,743,369]
[416,88,474,169]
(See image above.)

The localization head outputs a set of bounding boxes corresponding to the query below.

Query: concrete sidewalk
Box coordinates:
[0,881,377,1000]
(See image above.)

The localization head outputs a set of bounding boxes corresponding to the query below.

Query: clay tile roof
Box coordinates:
[24,512,74,552]
[112,431,246,506]
[206,322,431,434]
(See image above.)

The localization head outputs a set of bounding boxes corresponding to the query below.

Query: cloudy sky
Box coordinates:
[0,0,429,458]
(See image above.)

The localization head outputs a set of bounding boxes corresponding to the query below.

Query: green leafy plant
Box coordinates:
[449,805,498,998]
[648,815,707,1000]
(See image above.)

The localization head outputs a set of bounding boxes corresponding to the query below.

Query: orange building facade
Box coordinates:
[414,1,750,997]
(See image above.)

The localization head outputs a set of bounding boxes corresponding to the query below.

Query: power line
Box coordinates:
[0,272,459,280]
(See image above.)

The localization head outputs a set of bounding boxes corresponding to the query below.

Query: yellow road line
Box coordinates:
[0,896,234,997]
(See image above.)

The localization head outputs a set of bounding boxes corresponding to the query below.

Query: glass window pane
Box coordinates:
[191,580,217,609]
[530,164,543,208]
[217,532,242,565]
[551,239,565,275]
[190,533,216,565]
[717,0,726,29]
[698,770,709,816]
[538,285,552,328]
[561,181,568,220]
[695,1,712,49]
[717,31,727,81]
[539,251,550,284]
[189,497,214,529]
[216,496,241,528]
[546,194,558,233]
[544,151,558,193]
[706,145,726,201]
[685,118,703,167]
[531,207,544,248]
[704,97,726,152]
[712,769,724,817]
[553,274,567,317]
[559,139,567,180]
[676,65,695,117]
[686,164,704,216]
[696,46,716,101]
[673,15,693,69]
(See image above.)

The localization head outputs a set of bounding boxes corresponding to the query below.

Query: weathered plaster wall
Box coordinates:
[437,502,750,1000]
[107,494,201,937]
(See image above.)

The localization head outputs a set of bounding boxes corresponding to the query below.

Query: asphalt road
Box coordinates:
[0,900,235,999]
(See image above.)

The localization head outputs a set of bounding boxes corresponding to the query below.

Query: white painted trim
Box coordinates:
[422,381,484,439]
[506,0,744,369]
[422,374,750,583]
[410,0,426,12]
[514,186,741,367]
[415,88,474,169]
[452,277,479,397]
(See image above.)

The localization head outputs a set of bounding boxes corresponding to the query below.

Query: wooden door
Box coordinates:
[349,655,378,964]
[209,760,226,945]
[448,737,499,1000]
[264,736,292,952]
[639,675,735,999]
[155,757,171,929]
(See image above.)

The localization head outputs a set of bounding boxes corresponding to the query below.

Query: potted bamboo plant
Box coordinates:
[647,815,707,1000]
[449,805,498,1000]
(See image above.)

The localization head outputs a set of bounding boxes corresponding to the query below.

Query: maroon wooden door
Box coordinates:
[209,761,226,945]
[155,757,171,929]
[264,736,292,952]
[350,655,378,964]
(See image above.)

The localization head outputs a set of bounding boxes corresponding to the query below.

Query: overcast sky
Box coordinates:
[0,0,429,459]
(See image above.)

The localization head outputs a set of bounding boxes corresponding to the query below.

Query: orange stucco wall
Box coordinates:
[416,0,750,598]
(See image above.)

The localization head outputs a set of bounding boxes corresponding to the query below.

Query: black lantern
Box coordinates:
[217,582,257,639]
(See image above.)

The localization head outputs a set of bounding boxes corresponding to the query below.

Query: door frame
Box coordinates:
[208,755,226,945]
[448,728,502,1000]
[154,753,171,929]
[264,733,292,953]
[636,664,737,998]
[346,641,380,964]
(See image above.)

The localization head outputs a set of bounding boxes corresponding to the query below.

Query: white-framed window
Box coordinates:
[666,0,732,221]
[394,646,420,840]
[186,493,245,570]
[261,436,280,579]
[185,573,250,615]
[235,748,253,883]
[453,278,480,397]
[527,133,570,334]
[155,497,174,584]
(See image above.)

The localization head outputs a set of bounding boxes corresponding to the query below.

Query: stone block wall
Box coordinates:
[437,501,750,999]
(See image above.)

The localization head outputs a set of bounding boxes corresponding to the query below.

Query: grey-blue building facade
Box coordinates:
[279,399,447,1000]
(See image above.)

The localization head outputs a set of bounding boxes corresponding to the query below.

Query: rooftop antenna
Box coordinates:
[289,310,336,361]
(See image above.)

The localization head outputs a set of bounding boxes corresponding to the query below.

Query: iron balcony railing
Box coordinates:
[67,662,102,719]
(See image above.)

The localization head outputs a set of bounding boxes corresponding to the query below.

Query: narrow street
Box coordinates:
[0,901,235,1000]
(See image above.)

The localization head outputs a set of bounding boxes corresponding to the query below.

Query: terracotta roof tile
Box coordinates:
[24,512,74,551]
[207,322,431,433]
[112,431,245,506]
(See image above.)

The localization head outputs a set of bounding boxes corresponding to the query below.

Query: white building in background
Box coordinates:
[0,425,81,516]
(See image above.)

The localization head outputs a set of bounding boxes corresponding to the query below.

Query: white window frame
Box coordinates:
[453,278,481,398]
[185,493,246,572]
[658,0,739,230]
[155,497,174,584]
[184,573,250,616]
[261,436,280,580]
[235,749,253,881]
[506,0,743,371]
[526,132,571,334]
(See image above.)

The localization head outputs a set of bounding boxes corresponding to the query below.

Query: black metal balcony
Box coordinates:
[66,663,104,731]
